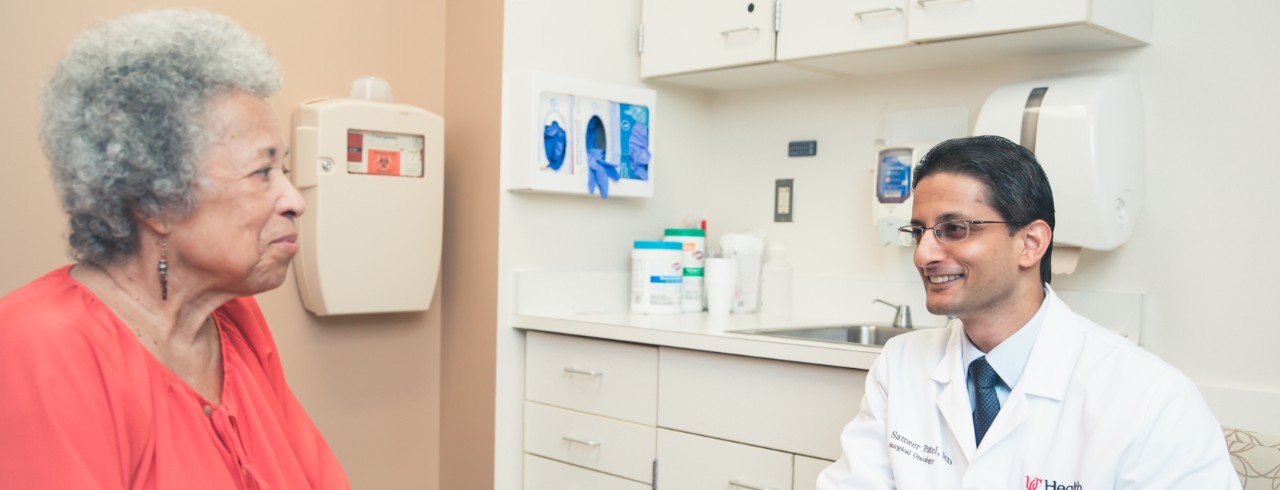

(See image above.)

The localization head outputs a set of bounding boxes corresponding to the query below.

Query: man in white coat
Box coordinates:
[818,135,1240,489]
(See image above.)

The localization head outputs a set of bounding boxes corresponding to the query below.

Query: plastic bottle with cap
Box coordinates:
[664,228,706,312]
[759,242,793,324]
[349,76,394,102]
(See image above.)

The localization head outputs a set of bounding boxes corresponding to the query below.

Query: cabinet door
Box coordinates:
[641,0,777,78]
[524,454,650,490]
[524,402,657,484]
[657,429,792,490]
[777,0,908,61]
[907,0,1087,42]
[526,332,658,425]
[792,455,833,490]
[658,347,864,460]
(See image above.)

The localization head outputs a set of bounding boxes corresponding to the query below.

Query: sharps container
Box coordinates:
[664,228,706,312]
[631,241,684,315]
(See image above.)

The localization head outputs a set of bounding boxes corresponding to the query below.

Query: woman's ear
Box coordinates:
[133,210,169,237]
[1019,220,1052,268]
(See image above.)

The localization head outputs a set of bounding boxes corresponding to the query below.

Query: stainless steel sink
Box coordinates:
[736,324,913,347]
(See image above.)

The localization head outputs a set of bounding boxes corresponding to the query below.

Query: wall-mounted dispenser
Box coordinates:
[974,72,1143,273]
[512,73,656,199]
[872,142,936,247]
[290,81,444,316]
[871,106,970,247]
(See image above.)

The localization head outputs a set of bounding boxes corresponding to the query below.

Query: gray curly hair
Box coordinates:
[41,9,281,265]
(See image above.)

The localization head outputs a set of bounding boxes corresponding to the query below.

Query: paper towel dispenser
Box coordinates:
[973,72,1143,251]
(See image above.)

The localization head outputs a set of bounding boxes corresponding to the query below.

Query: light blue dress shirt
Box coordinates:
[961,288,1050,412]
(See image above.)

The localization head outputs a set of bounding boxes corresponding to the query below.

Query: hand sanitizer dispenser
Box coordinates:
[872,142,935,247]
[290,85,444,316]
[974,72,1143,252]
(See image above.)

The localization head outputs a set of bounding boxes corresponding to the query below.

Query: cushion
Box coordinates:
[1225,427,1280,489]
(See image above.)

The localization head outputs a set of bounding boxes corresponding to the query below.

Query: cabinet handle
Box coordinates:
[720,26,760,36]
[728,480,777,490]
[917,0,969,5]
[562,367,603,377]
[854,7,903,20]
[561,435,602,448]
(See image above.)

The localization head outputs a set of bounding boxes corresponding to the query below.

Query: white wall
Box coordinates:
[694,0,1280,431]
[496,0,720,486]
[496,1,1280,479]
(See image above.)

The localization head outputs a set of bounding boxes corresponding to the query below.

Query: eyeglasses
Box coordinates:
[897,220,1019,245]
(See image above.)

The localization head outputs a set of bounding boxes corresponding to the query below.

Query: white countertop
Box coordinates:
[512,310,886,370]
[509,270,1142,370]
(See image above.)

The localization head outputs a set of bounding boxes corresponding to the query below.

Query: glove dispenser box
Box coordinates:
[513,73,656,199]
[974,72,1143,251]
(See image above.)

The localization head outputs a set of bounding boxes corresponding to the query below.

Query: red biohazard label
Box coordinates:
[367,149,400,176]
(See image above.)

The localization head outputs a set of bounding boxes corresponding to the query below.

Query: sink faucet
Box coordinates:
[873,299,913,329]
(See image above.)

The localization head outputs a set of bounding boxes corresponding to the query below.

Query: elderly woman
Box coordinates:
[0,10,349,489]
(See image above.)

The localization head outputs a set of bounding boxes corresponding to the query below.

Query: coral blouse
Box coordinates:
[0,266,349,489]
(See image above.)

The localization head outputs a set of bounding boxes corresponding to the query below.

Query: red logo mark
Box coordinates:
[1025,476,1043,490]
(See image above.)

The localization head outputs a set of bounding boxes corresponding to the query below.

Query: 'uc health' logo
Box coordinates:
[1026,476,1082,490]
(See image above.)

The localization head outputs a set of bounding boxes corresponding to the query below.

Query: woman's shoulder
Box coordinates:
[1,265,76,303]
[0,266,103,342]
[0,265,142,399]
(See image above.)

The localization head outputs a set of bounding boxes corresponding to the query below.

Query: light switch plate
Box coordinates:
[775,179,794,222]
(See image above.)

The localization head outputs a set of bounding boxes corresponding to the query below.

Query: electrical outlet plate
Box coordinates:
[775,179,794,222]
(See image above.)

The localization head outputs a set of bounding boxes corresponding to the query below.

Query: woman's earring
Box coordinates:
[158,238,169,300]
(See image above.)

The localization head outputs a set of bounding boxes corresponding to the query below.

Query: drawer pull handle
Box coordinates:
[917,0,969,5]
[854,7,902,20]
[729,480,777,490]
[561,435,602,448]
[563,367,603,377]
[720,26,760,37]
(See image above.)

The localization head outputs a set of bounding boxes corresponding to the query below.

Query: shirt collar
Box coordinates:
[962,286,1051,389]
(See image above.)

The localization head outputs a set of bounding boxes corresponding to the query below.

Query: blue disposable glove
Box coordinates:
[543,120,566,171]
[584,117,619,198]
[626,120,650,181]
[587,147,619,198]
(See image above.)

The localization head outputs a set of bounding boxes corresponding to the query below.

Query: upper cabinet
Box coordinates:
[640,0,778,78]
[907,0,1148,43]
[777,0,910,61]
[640,0,1152,89]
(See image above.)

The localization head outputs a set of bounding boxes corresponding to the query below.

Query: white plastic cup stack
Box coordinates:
[704,257,737,315]
[720,233,765,314]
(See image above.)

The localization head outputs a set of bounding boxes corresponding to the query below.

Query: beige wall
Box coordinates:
[441,0,504,488]
[0,1,447,488]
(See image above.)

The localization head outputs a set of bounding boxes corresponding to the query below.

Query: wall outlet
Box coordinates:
[775,179,794,222]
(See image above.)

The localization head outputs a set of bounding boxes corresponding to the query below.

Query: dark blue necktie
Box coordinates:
[970,356,1002,446]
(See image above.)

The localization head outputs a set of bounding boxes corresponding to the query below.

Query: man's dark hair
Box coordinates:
[913,135,1056,284]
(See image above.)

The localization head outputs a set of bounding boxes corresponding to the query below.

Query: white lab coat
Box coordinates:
[818,288,1240,489]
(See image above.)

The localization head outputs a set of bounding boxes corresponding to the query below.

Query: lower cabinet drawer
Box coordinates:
[658,347,865,460]
[524,401,656,484]
[656,428,792,490]
[524,454,650,490]
[793,455,833,490]
[526,331,658,425]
